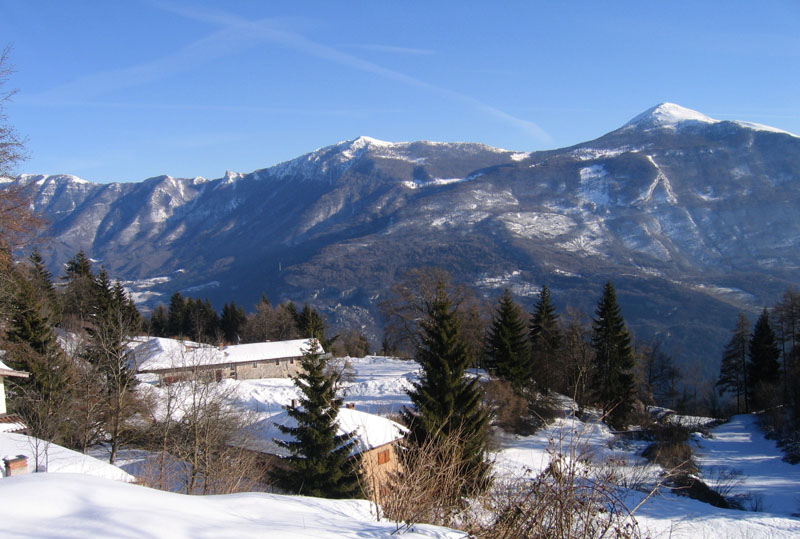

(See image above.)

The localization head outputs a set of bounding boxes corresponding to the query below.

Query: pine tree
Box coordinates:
[484,289,531,393]
[5,269,76,445]
[27,249,59,320]
[590,282,635,428]
[167,292,186,338]
[60,250,95,329]
[717,312,750,414]
[748,308,781,410]
[270,340,361,498]
[530,285,562,393]
[149,304,168,337]
[402,283,490,493]
[221,301,247,344]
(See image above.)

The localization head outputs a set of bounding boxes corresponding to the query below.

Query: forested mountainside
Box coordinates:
[12,103,800,373]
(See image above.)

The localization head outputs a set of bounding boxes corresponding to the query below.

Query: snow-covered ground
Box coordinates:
[693,414,800,515]
[0,432,133,482]
[3,355,800,537]
[0,473,464,538]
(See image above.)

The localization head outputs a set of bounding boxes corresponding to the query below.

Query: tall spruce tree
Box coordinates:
[166,292,186,338]
[484,289,531,393]
[402,283,490,493]
[748,308,781,410]
[270,340,361,498]
[717,312,751,414]
[5,268,75,444]
[220,301,246,344]
[530,285,562,393]
[590,282,635,428]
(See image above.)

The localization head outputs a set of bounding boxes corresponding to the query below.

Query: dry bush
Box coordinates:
[474,450,642,539]
[380,426,489,531]
[484,379,534,435]
[641,424,697,476]
[382,416,648,539]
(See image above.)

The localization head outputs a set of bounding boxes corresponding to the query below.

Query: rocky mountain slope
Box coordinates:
[11,103,800,374]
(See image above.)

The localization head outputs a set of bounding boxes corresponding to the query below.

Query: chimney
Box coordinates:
[291,399,298,409]
[3,455,28,477]
[345,403,355,410]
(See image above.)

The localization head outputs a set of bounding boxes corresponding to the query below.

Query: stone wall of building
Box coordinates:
[233,357,302,380]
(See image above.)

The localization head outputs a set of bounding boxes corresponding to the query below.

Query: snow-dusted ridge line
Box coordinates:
[625,102,800,138]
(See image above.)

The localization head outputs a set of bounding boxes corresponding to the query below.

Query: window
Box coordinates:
[378,449,390,465]
[252,362,258,368]
[275,359,280,365]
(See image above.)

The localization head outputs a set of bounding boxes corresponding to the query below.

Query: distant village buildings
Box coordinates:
[134,337,323,384]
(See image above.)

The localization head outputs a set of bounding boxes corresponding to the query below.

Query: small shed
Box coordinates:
[237,406,406,501]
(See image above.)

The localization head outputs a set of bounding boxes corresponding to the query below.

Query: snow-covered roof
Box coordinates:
[237,407,407,457]
[0,360,28,378]
[0,416,27,434]
[0,432,134,482]
[134,337,318,372]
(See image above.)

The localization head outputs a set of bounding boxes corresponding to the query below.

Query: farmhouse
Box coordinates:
[237,405,406,500]
[134,337,323,383]
[0,359,29,435]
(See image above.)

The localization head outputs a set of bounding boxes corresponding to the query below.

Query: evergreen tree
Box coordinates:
[220,301,246,344]
[590,282,635,428]
[27,249,59,320]
[149,304,169,337]
[5,269,76,445]
[63,249,93,280]
[748,308,781,410]
[60,250,95,329]
[402,283,490,493]
[298,303,334,349]
[484,289,531,393]
[529,285,563,393]
[166,292,186,338]
[270,340,361,498]
[717,312,750,414]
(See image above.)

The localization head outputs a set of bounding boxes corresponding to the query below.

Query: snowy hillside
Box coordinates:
[3,356,800,537]
[0,474,463,538]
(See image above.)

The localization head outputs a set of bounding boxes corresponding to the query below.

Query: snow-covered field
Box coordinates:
[3,355,800,537]
[0,473,463,538]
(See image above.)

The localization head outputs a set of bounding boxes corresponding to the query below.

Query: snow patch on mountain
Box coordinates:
[640,155,678,204]
[572,147,638,161]
[402,172,485,190]
[578,165,611,208]
[499,212,577,239]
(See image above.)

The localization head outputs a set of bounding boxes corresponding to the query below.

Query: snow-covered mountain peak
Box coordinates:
[16,173,92,186]
[622,103,799,138]
[626,103,716,129]
[223,170,244,183]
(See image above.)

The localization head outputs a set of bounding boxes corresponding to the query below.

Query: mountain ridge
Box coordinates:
[9,103,800,375]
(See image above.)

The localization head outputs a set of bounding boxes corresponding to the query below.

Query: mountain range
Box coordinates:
[10,103,800,376]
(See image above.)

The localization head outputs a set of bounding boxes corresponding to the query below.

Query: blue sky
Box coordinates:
[2,1,799,183]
